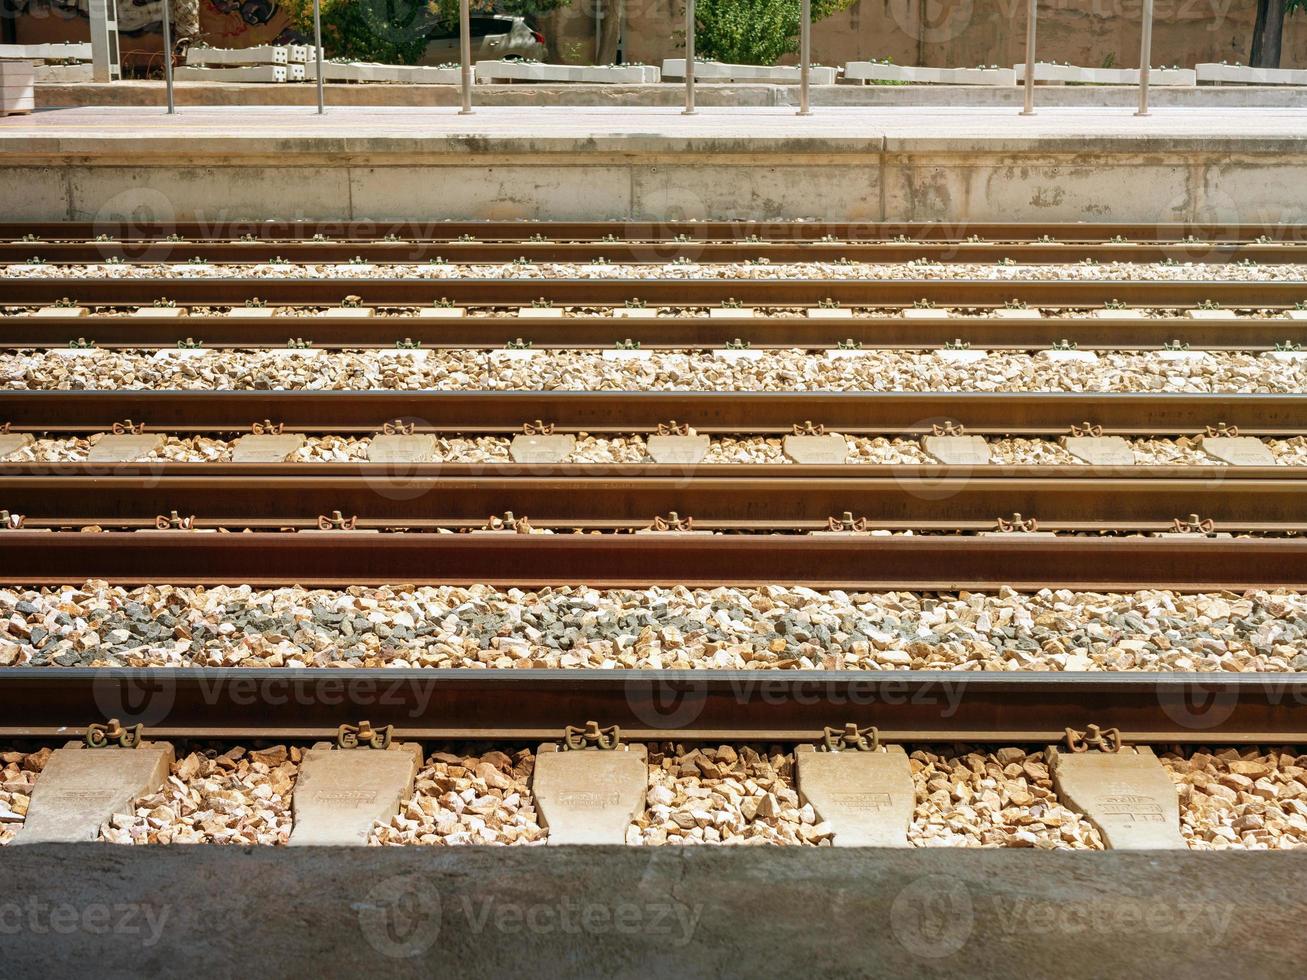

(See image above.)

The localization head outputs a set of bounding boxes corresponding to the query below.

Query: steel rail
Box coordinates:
[2,467,1305,531]
[0,391,1302,436]
[7,278,1305,309]
[6,313,1307,350]
[1,668,1303,743]
[4,220,1305,243]
[1,531,1305,590]
[6,241,1306,265]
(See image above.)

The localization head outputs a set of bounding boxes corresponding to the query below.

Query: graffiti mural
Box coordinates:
[11,0,302,48]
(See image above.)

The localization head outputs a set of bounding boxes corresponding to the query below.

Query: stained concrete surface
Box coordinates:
[0,846,1303,978]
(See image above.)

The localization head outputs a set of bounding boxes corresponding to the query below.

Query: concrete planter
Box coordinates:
[662,60,837,85]
[187,45,290,66]
[1013,62,1196,86]
[175,65,290,83]
[302,62,465,84]
[1196,63,1307,85]
[0,42,91,61]
[845,62,1015,85]
[475,61,659,84]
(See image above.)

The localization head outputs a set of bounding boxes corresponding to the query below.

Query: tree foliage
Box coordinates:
[692,0,855,66]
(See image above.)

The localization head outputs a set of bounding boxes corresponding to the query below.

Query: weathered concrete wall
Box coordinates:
[543,0,1307,71]
[4,129,1304,225]
[0,845,1304,976]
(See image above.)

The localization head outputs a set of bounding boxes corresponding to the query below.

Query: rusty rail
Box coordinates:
[0,530,1304,590]
[0,668,1303,742]
[7,241,1306,265]
[2,466,1305,531]
[4,220,1305,243]
[5,313,1307,350]
[6,277,1305,309]
[0,390,1303,435]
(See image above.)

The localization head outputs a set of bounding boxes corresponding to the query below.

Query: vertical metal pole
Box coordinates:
[797,0,810,116]
[1135,0,1154,117]
[160,0,174,113]
[1019,0,1036,116]
[313,0,324,114]
[459,0,473,115]
[682,0,696,115]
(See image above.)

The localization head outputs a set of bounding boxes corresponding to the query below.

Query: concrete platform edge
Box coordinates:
[0,846,1303,978]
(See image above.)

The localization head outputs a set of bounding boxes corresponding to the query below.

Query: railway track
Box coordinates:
[7,276,1305,309]
[6,312,1307,350]
[1,669,1301,742]
[6,218,1305,242]
[1,465,1304,531]
[1,390,1303,434]
[2,531,1305,590]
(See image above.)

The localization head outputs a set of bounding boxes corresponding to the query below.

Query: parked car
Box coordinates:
[420,15,546,65]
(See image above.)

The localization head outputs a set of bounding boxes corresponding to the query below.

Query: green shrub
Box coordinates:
[693,0,855,65]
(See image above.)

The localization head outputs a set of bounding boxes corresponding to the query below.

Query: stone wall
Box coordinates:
[542,0,1307,70]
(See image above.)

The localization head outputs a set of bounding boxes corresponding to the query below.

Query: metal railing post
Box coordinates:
[160,0,174,113]
[1135,0,1154,117]
[459,0,473,114]
[683,0,696,115]
[313,0,324,114]
[1019,0,1036,116]
[797,0,811,115]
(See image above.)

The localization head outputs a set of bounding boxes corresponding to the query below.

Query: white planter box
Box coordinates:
[476,60,659,84]
[1196,63,1307,86]
[304,61,465,84]
[1013,63,1196,86]
[0,42,92,62]
[187,45,289,66]
[845,62,1015,86]
[175,65,288,83]
[662,60,837,85]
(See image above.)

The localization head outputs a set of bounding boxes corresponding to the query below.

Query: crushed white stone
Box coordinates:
[1163,747,1307,850]
[631,743,832,846]
[0,747,48,845]
[101,744,298,845]
[909,746,1103,849]
[3,583,1306,673]
[370,748,545,846]
[2,349,1304,393]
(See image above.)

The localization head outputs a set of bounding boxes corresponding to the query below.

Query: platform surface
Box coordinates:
[2,105,1305,154]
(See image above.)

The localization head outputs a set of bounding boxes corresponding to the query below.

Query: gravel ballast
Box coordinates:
[2,583,1305,672]
[5,349,1306,393]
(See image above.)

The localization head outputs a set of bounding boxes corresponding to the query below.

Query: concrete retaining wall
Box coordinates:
[0,845,1303,976]
[4,122,1304,225]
